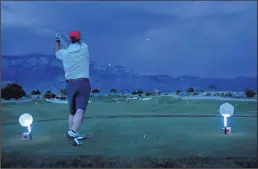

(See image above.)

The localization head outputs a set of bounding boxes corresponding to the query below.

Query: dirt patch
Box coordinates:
[1,153,256,168]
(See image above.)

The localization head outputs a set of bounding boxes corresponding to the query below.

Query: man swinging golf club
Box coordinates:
[55,31,91,146]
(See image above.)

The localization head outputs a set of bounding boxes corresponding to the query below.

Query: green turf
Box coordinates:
[2,117,257,157]
[1,96,257,165]
[1,96,257,122]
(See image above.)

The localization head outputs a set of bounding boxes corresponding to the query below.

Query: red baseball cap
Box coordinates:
[69,31,81,40]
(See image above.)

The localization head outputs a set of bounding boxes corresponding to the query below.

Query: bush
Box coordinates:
[137,90,144,95]
[244,89,256,98]
[110,88,117,93]
[192,92,198,96]
[132,91,138,95]
[43,91,56,99]
[51,93,56,98]
[131,90,144,96]
[176,90,181,95]
[200,89,204,92]
[145,92,153,96]
[214,93,220,96]
[91,89,100,94]
[30,90,41,95]
[206,92,211,96]
[224,92,233,97]
[56,95,66,100]
[1,83,26,100]
[186,88,194,93]
[46,90,51,94]
[60,89,67,95]
[220,93,225,97]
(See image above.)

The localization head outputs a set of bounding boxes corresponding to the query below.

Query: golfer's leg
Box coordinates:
[67,96,79,138]
[71,80,91,133]
[67,81,77,131]
[71,109,85,132]
[69,114,74,129]
[68,95,77,129]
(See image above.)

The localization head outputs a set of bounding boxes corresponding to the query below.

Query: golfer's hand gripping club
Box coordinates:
[55,32,61,53]
[56,33,61,42]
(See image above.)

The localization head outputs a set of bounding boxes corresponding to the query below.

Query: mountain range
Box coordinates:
[2,54,257,93]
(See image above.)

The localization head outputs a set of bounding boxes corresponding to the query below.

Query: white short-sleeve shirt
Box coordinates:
[56,42,89,80]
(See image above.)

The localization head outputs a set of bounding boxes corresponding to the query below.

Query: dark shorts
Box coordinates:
[66,78,91,115]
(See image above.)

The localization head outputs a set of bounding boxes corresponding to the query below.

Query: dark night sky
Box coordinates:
[1,1,257,78]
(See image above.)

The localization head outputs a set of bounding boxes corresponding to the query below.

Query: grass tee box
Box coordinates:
[1,96,257,122]
[1,96,257,167]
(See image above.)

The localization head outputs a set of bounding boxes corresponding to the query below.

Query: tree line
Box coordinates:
[1,83,257,100]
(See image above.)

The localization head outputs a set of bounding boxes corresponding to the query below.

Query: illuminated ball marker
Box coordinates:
[19,113,33,133]
[219,103,234,134]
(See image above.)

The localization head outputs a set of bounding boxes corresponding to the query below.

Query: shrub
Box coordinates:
[43,91,56,99]
[132,91,138,95]
[224,92,233,97]
[186,88,194,93]
[46,90,51,94]
[138,90,144,97]
[30,90,41,95]
[44,93,51,99]
[200,89,204,92]
[206,92,211,96]
[214,93,220,96]
[244,89,256,98]
[132,90,144,96]
[192,92,198,96]
[145,92,153,96]
[56,95,66,100]
[110,88,117,93]
[60,89,67,96]
[1,83,26,100]
[137,90,144,95]
[91,89,100,94]
[51,93,56,98]
[176,90,181,95]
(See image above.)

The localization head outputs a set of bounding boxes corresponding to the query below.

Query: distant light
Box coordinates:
[108,64,111,66]
[19,113,33,127]
[146,38,149,41]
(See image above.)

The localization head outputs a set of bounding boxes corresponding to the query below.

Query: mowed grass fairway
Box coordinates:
[1,96,257,167]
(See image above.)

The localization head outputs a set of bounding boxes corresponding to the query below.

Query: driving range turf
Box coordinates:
[1,96,257,167]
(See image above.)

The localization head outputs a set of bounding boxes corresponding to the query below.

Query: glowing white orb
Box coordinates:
[146,38,149,41]
[220,103,234,117]
[19,113,33,127]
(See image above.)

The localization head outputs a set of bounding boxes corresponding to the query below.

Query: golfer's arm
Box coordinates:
[55,41,61,54]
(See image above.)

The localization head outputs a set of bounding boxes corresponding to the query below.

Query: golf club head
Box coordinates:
[56,32,60,38]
